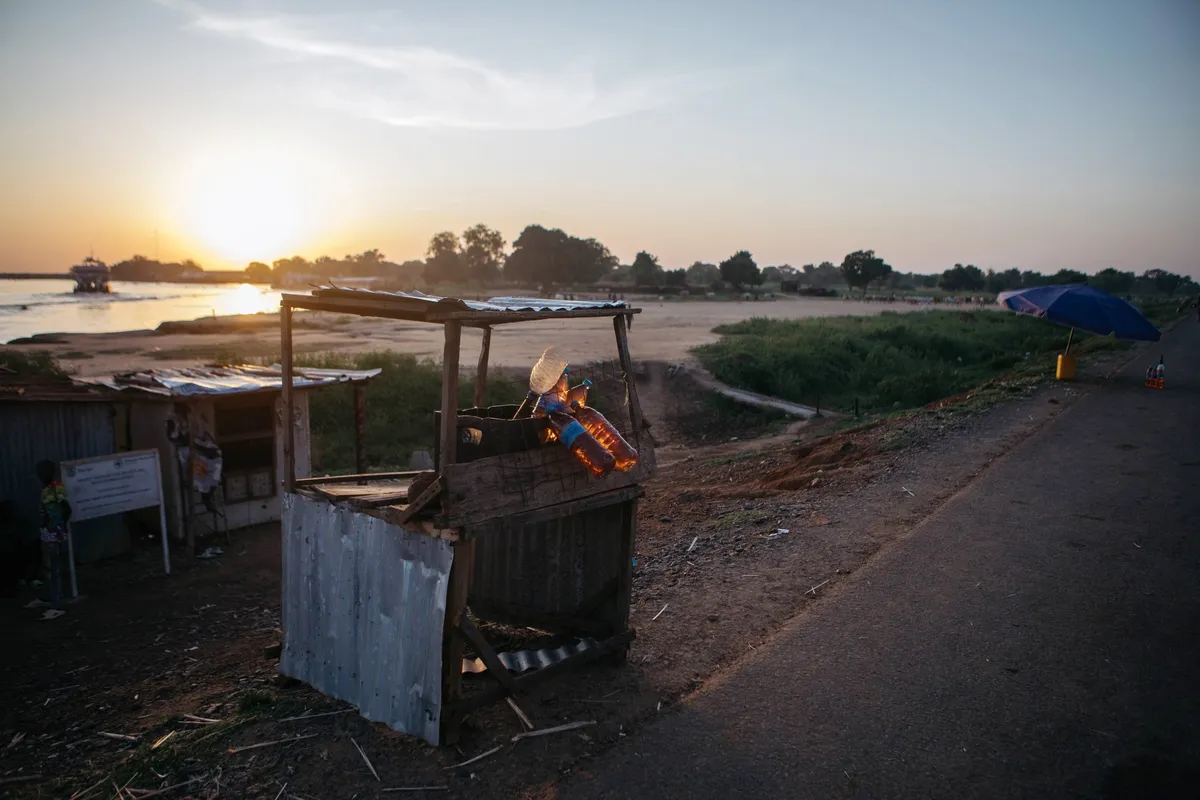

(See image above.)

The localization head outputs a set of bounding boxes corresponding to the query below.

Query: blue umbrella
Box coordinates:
[997,284,1160,352]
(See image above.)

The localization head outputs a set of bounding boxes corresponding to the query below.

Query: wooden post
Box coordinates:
[353,383,366,478]
[612,497,637,662]
[440,537,475,744]
[473,326,492,408]
[612,314,644,440]
[281,302,295,493]
[185,401,197,557]
[439,322,462,476]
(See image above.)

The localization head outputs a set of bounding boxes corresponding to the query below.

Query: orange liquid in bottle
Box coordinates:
[572,406,638,472]
[549,412,614,478]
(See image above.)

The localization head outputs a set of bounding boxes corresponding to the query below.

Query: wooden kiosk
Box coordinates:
[277,288,654,745]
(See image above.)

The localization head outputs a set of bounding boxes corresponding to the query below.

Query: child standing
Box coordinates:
[28,460,71,620]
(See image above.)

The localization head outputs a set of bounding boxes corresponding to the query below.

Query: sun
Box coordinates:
[175,152,318,265]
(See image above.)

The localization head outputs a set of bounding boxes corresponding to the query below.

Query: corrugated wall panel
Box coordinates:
[467,503,626,618]
[279,493,451,745]
[0,403,124,562]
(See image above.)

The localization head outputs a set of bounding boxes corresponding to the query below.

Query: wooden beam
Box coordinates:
[613,498,637,663]
[612,314,643,441]
[281,302,295,493]
[395,477,441,526]
[443,445,648,529]
[428,307,640,325]
[295,470,424,486]
[457,615,520,694]
[353,383,367,478]
[440,537,475,745]
[473,326,491,408]
[439,321,461,478]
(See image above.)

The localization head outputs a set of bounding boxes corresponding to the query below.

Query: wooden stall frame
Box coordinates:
[278,289,648,744]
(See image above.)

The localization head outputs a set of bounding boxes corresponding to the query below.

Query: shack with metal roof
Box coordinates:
[276,288,656,746]
[81,365,380,551]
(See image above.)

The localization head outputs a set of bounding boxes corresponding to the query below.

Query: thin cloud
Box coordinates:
[155,0,717,130]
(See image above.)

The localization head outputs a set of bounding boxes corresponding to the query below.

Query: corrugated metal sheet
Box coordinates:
[0,402,125,562]
[311,286,627,312]
[80,365,381,397]
[279,493,452,745]
[468,502,626,619]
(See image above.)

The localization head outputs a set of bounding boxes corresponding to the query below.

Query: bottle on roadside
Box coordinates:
[1145,364,1155,387]
[1156,357,1165,389]
[566,379,592,408]
[572,405,639,471]
[547,411,615,478]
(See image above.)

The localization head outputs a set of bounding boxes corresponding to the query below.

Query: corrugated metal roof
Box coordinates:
[79,365,381,397]
[280,493,451,745]
[311,286,627,313]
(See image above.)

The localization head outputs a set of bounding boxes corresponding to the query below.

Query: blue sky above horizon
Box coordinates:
[1,0,1197,276]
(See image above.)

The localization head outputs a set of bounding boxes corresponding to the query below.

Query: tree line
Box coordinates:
[111,225,1196,298]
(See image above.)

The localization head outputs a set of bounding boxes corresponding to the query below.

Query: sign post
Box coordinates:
[61,450,170,596]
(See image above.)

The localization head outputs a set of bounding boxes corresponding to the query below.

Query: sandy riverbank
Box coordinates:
[6,296,917,376]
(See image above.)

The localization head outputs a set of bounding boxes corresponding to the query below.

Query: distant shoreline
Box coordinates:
[0,273,266,285]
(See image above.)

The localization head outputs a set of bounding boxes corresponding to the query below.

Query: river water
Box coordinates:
[0,279,281,342]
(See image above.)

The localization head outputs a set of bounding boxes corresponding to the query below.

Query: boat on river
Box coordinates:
[71,257,111,293]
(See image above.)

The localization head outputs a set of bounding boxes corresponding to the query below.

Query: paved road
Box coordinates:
[566,323,1200,800]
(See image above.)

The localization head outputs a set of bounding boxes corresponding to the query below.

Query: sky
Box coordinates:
[1,0,1197,276]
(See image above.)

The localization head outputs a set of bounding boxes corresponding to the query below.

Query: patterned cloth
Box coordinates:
[39,480,69,543]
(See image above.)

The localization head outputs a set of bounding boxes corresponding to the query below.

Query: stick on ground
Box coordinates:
[98,732,139,743]
[227,734,318,755]
[511,720,596,743]
[352,737,381,782]
[443,745,502,770]
[506,697,534,731]
[381,787,450,794]
[278,709,353,723]
[651,604,669,621]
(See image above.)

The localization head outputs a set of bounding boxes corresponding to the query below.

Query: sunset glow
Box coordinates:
[174,153,319,265]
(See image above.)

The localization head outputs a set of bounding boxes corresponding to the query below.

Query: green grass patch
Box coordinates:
[297,351,525,473]
[694,309,1150,415]
[0,349,67,377]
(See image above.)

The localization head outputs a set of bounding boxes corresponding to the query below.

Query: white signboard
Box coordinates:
[62,450,162,522]
[61,449,171,584]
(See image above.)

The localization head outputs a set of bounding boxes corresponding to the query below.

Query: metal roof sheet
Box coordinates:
[310,286,627,313]
[79,364,381,397]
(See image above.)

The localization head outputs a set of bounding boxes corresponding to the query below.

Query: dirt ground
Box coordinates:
[9,296,917,378]
[0,348,1114,799]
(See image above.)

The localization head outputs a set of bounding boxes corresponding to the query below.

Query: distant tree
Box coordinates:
[938,263,986,292]
[461,224,505,284]
[1020,270,1047,288]
[245,261,272,283]
[840,250,893,296]
[685,261,721,286]
[1089,268,1136,295]
[761,266,782,284]
[1142,268,1184,297]
[664,268,688,287]
[503,225,616,287]
[630,251,664,286]
[392,259,425,284]
[1051,269,1088,284]
[424,231,465,284]
[719,250,762,290]
[801,261,843,289]
[985,268,1022,294]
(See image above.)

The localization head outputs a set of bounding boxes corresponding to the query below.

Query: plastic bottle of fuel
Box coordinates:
[572,405,639,471]
[1156,357,1165,389]
[547,411,615,478]
[1145,364,1155,387]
